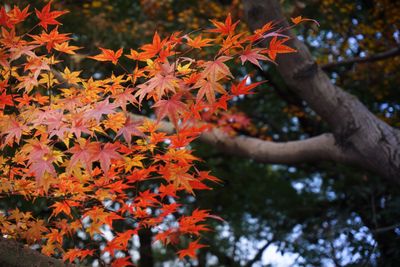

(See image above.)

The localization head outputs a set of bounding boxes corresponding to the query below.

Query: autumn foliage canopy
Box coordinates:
[0,2,311,266]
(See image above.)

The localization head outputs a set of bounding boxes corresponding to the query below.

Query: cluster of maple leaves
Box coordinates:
[0,2,307,266]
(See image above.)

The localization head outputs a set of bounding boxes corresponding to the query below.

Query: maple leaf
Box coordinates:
[160,203,181,217]
[208,13,239,36]
[0,7,11,28]
[135,190,159,207]
[193,78,227,104]
[50,200,80,218]
[54,42,82,54]
[0,91,13,109]
[35,1,69,31]
[46,228,63,244]
[15,93,33,107]
[135,74,178,105]
[231,76,265,96]
[8,5,31,26]
[68,139,101,171]
[177,240,207,259]
[153,94,187,128]
[158,164,196,194]
[30,27,71,52]
[1,116,29,146]
[112,87,138,111]
[159,183,178,199]
[111,256,134,267]
[63,249,94,263]
[291,16,320,27]
[24,139,58,182]
[89,47,123,65]
[23,56,50,79]
[60,67,82,84]
[155,229,181,245]
[93,143,123,173]
[240,47,271,68]
[219,32,244,55]
[140,32,164,59]
[116,117,144,145]
[185,34,213,49]
[25,219,49,243]
[197,171,222,184]
[84,98,117,122]
[200,56,233,81]
[9,44,38,61]
[266,37,297,61]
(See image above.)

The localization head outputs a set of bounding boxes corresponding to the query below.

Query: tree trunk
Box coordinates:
[242,0,400,184]
[138,228,154,267]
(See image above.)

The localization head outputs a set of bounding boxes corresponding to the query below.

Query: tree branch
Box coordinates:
[321,47,400,71]
[130,114,358,166]
[244,240,273,267]
[0,237,74,267]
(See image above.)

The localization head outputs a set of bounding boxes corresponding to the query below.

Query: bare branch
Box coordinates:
[321,47,400,71]
[245,240,273,267]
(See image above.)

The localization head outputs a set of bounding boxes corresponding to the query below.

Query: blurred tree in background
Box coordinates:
[1,0,399,266]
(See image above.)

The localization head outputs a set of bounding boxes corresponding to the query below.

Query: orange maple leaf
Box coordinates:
[291,16,320,27]
[54,42,82,54]
[89,47,123,65]
[185,34,213,49]
[50,200,80,218]
[266,37,297,61]
[208,13,239,36]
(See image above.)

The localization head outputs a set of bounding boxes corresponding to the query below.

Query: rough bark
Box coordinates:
[0,237,74,267]
[242,0,400,183]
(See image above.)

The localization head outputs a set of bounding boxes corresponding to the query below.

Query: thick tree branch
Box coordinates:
[243,0,400,182]
[321,47,400,71]
[0,237,74,267]
[130,114,359,166]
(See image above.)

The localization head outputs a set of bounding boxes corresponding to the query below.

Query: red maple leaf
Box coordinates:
[0,7,12,28]
[35,1,69,31]
[135,74,178,105]
[153,94,187,128]
[111,256,134,267]
[0,91,13,109]
[93,143,123,173]
[84,98,117,122]
[116,117,144,145]
[231,76,265,96]
[177,240,207,259]
[68,139,101,171]
[240,47,271,68]
[8,5,31,26]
